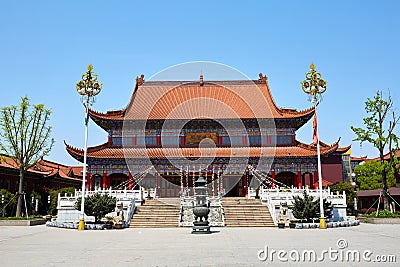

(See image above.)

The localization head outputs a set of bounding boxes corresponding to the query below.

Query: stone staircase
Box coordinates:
[222,197,275,227]
[129,199,180,228]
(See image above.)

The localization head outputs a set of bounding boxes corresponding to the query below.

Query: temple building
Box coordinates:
[65,73,350,197]
[0,155,82,193]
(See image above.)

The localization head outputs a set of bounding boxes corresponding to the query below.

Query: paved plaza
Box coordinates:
[0,224,399,267]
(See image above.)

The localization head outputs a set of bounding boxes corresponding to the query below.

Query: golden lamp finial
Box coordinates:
[76,64,102,98]
[301,63,327,102]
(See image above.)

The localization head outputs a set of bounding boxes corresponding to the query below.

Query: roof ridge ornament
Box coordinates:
[136,74,145,86]
[258,73,267,83]
[199,72,204,86]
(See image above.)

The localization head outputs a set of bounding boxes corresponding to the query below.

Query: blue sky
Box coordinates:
[0,1,399,165]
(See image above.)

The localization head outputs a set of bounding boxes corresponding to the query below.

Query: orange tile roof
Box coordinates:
[88,76,315,121]
[335,145,351,153]
[370,150,400,161]
[350,156,367,162]
[65,140,339,161]
[0,155,82,181]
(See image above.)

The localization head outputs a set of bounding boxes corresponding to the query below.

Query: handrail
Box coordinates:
[124,197,136,228]
[258,187,347,224]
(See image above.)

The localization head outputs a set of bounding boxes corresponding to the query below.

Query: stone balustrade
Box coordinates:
[249,186,347,225]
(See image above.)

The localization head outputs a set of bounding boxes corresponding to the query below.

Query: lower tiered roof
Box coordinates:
[65,140,343,162]
[0,155,82,181]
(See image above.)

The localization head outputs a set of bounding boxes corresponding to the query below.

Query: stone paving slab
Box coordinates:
[0,224,399,267]
[0,219,46,226]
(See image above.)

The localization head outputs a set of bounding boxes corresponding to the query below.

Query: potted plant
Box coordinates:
[277,221,285,229]
[289,220,297,228]
[104,216,114,229]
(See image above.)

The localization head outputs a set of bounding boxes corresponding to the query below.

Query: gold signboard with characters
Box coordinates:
[186,132,217,145]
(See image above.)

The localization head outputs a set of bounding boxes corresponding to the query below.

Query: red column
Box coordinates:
[243,173,248,196]
[297,171,302,188]
[107,174,111,188]
[266,135,270,145]
[217,136,222,145]
[86,173,91,190]
[242,135,248,145]
[271,171,275,189]
[91,175,95,190]
[313,171,318,189]
[156,134,161,146]
[102,173,107,189]
[132,136,137,146]
[180,135,185,146]
[157,175,161,197]
[294,173,298,188]
[128,172,133,190]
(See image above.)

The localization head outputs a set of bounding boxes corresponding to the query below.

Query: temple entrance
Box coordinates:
[159,175,181,197]
[275,172,295,187]
[223,175,246,197]
[109,173,128,188]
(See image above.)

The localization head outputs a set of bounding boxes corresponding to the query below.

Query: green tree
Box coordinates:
[75,193,116,222]
[329,182,357,209]
[351,90,399,210]
[317,199,333,220]
[0,189,17,217]
[0,97,54,216]
[292,191,319,222]
[292,191,333,222]
[354,161,396,190]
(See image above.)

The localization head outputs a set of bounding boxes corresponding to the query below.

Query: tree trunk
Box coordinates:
[15,167,25,217]
[381,161,390,210]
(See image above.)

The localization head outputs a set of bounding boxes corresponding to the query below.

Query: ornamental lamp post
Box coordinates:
[1,194,4,217]
[301,63,327,229]
[76,64,102,230]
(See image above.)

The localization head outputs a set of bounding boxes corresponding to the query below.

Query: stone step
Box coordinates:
[224,221,275,224]
[223,210,271,213]
[131,219,177,222]
[135,215,178,218]
[136,211,179,214]
[222,204,265,207]
[134,212,179,217]
[222,198,274,227]
[224,218,273,221]
[223,209,270,211]
[224,224,275,227]
[141,202,179,205]
[224,215,272,217]
[137,205,178,209]
[222,202,261,205]
[222,199,261,204]
[130,219,177,221]
[132,222,178,224]
[129,225,178,228]
[224,217,273,220]
[222,199,261,202]
[130,200,180,228]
